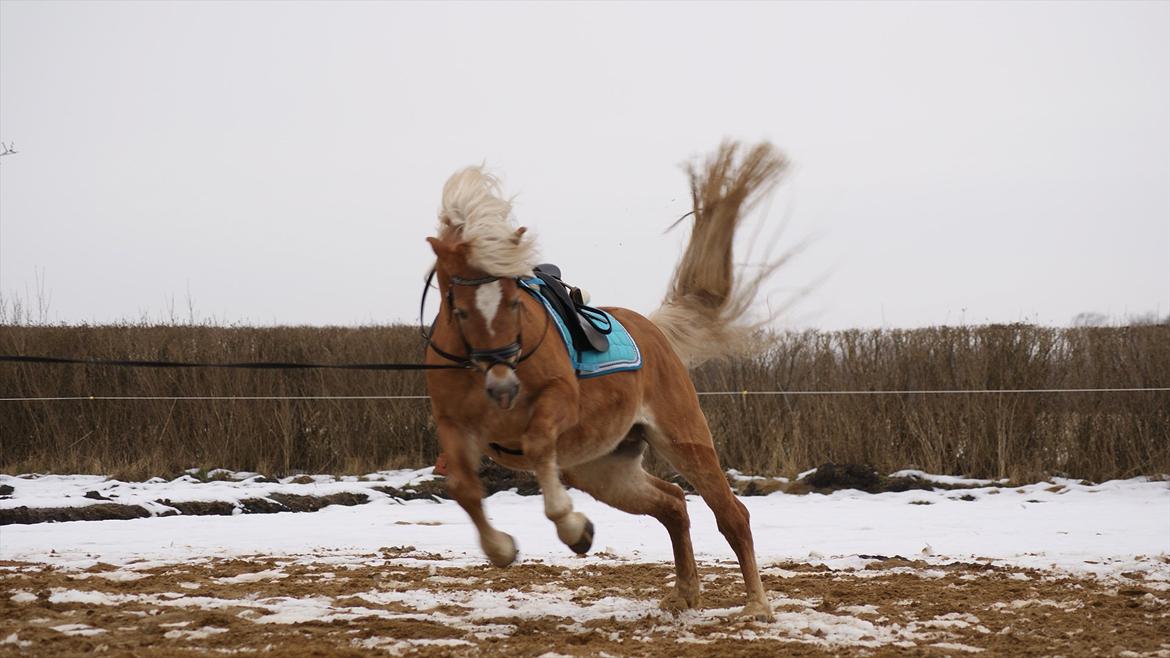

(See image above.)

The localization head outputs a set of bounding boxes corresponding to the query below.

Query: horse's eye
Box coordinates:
[453,308,468,319]
[511,299,521,309]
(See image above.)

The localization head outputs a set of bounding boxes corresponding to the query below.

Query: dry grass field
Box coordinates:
[2,322,1168,481]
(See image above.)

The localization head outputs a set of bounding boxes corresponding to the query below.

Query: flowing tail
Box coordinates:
[650,141,789,368]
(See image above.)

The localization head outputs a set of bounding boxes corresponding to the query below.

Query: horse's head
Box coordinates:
[428,236,527,410]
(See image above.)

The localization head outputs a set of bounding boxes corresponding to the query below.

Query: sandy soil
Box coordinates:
[2,551,1167,658]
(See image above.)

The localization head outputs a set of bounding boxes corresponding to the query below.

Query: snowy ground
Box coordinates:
[3,469,1167,576]
[2,470,1168,656]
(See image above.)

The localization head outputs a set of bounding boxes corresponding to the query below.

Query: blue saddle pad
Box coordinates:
[519,278,642,378]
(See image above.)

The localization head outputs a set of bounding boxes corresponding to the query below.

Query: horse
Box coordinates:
[423,141,787,621]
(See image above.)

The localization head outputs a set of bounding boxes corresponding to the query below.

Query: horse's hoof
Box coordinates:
[659,588,701,612]
[739,600,774,622]
[484,532,518,567]
[568,519,594,555]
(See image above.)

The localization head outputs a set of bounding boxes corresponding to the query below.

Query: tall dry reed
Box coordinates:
[2,322,1167,481]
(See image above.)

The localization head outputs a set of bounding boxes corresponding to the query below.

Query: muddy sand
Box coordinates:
[2,551,1167,657]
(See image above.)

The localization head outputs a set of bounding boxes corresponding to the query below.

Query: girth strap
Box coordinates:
[489,442,524,456]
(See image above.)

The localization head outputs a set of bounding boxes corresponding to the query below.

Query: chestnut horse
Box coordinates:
[424,142,786,620]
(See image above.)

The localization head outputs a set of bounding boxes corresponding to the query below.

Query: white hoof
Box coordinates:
[556,512,592,554]
[481,531,518,567]
[740,599,773,622]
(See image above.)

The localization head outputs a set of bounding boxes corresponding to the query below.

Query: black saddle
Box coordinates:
[532,264,611,353]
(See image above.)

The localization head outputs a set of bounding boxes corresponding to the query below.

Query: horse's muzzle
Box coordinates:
[484,367,520,410]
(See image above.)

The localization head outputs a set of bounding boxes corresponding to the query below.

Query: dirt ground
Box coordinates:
[2,551,1167,658]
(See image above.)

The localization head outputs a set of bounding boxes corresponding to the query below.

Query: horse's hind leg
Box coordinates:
[436,420,518,567]
[563,431,701,610]
[644,412,772,621]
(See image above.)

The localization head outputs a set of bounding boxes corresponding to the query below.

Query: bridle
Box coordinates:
[419,269,549,372]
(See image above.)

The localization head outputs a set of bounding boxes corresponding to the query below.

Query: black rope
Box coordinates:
[0,354,462,371]
[0,270,476,373]
[2,270,549,374]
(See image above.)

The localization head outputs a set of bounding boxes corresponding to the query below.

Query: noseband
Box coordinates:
[419,270,547,372]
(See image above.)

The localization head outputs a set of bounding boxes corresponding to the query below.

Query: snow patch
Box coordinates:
[1,472,1166,587]
[931,641,986,653]
[52,623,106,637]
[214,569,288,584]
[1,633,32,648]
[164,626,229,640]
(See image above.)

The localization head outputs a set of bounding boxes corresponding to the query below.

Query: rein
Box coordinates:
[418,269,549,372]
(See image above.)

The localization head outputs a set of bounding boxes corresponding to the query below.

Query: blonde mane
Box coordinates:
[437,166,537,277]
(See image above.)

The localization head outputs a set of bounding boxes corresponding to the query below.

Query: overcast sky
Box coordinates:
[1,1,1167,329]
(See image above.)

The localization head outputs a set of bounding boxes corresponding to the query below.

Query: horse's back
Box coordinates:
[602,307,698,398]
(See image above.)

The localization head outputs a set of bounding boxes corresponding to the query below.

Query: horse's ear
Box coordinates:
[428,237,471,265]
[511,227,527,245]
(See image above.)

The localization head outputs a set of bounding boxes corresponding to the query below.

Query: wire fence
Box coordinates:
[4,322,1167,480]
[3,387,1168,402]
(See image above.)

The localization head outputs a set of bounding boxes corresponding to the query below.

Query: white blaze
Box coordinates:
[474,280,503,336]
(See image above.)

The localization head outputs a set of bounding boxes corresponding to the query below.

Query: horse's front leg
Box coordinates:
[436,419,518,567]
[521,391,592,554]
